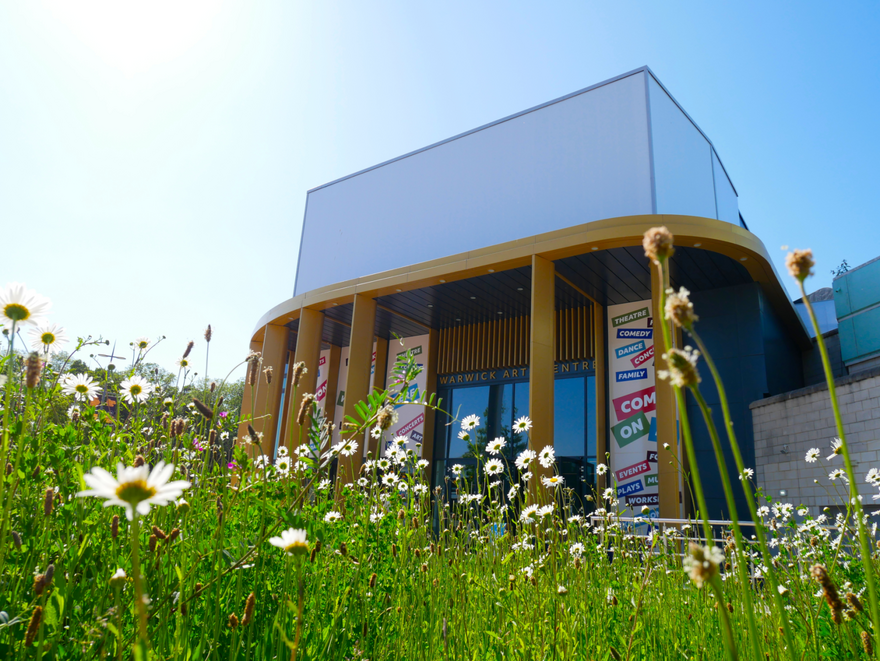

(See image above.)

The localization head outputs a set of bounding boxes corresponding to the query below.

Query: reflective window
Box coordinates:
[554,377,585,456]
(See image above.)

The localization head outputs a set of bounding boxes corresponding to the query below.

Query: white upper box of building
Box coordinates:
[294,66,740,296]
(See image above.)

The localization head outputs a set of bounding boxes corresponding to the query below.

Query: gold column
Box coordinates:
[652,264,680,518]
[239,324,288,458]
[421,328,440,471]
[280,307,323,453]
[336,294,377,486]
[322,344,342,432]
[237,339,263,455]
[529,254,556,494]
[593,302,608,493]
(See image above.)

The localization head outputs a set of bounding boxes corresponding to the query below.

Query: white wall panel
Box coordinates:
[295,72,653,295]
[648,76,717,220]
[712,150,739,226]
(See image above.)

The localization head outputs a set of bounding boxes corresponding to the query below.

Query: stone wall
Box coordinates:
[751,366,880,511]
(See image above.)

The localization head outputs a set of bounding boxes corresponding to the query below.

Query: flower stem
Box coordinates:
[130,514,150,657]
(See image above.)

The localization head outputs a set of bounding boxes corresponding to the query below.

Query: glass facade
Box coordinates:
[432,369,597,503]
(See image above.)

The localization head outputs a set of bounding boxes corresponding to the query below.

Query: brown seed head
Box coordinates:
[5,462,11,476]
[392,543,398,558]
[208,429,217,447]
[43,488,54,517]
[846,592,863,613]
[25,606,43,647]
[26,352,42,388]
[420,563,428,573]
[183,340,194,359]
[786,249,814,281]
[168,528,181,543]
[134,455,145,468]
[241,592,256,626]
[149,535,158,553]
[247,424,259,444]
[210,381,217,393]
[12,530,22,549]
[297,393,316,426]
[811,564,844,615]
[192,398,213,420]
[376,404,396,431]
[664,287,699,329]
[339,542,348,557]
[111,515,119,539]
[369,573,377,588]
[643,226,675,264]
[862,631,873,656]
[291,361,307,387]
[228,613,239,629]
[204,325,212,343]
[152,526,168,541]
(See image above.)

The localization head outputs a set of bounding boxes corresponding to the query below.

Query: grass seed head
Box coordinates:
[228,613,239,629]
[152,526,167,541]
[149,535,158,553]
[297,393,316,426]
[192,398,213,420]
[183,340,194,359]
[25,606,43,647]
[26,352,42,388]
[263,366,273,385]
[786,249,814,281]
[241,592,256,626]
[204,325,212,343]
[43,488,53,516]
[12,530,22,549]
[643,226,674,264]
[111,515,119,539]
[862,631,873,656]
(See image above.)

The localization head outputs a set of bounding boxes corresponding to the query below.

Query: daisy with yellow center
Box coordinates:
[269,528,309,556]
[133,337,151,350]
[78,461,191,521]
[120,375,153,404]
[61,373,101,402]
[28,322,68,355]
[0,282,51,327]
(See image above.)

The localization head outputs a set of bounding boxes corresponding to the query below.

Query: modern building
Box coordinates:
[241,66,812,520]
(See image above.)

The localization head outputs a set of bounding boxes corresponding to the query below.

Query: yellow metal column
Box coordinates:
[593,303,608,493]
[529,255,556,494]
[421,328,440,470]
[336,295,377,486]
[652,264,680,518]
[238,339,263,455]
[239,324,288,458]
[280,308,324,452]
[365,336,389,458]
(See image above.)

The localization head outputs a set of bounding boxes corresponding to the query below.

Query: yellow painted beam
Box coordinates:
[336,295,377,486]
[421,328,440,477]
[323,344,342,434]
[652,264,680,519]
[281,308,323,453]
[529,254,555,496]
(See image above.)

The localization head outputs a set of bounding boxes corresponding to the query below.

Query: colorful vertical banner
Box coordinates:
[383,334,430,457]
[607,301,659,517]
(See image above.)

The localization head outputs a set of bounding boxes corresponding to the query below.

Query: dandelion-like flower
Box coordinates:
[485,459,504,475]
[683,543,723,588]
[0,282,51,327]
[61,373,101,402]
[268,528,308,556]
[538,445,555,468]
[120,376,153,404]
[513,416,532,434]
[805,448,820,463]
[542,474,564,488]
[596,463,608,476]
[515,450,536,471]
[78,461,190,521]
[486,437,506,455]
[657,346,701,388]
[664,287,699,330]
[461,414,480,430]
[827,438,843,461]
[28,323,67,354]
[324,511,342,524]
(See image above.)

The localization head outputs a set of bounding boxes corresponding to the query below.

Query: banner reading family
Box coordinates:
[607,300,659,519]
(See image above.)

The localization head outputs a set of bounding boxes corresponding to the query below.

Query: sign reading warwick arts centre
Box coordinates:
[607,301,659,517]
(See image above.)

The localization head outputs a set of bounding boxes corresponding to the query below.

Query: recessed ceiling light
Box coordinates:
[439,279,446,283]
[740,257,748,261]
[470,296,476,300]
[456,318,460,322]
[396,288,402,292]
[517,287,523,291]
[488,269,495,273]
[332,302,337,306]
[427,304,433,308]
[591,247,598,251]
[497,311,503,314]
[694,242,702,247]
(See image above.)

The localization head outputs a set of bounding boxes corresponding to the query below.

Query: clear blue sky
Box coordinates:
[2,1,878,377]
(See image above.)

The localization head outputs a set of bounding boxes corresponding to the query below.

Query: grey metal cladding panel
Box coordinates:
[295,72,652,296]
[647,76,717,220]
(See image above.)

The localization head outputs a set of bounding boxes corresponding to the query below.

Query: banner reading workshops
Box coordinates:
[607,301,658,515]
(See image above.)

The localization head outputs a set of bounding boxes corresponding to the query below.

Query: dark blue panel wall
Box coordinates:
[683,283,802,520]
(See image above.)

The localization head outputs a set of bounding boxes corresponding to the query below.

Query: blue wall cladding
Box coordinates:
[685,283,803,519]
[834,256,880,364]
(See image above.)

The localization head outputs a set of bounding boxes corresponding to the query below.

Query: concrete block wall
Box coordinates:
[751,366,880,511]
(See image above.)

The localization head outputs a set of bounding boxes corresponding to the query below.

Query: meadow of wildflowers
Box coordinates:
[1,230,879,659]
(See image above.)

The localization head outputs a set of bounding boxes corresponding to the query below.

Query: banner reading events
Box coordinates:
[607,300,659,516]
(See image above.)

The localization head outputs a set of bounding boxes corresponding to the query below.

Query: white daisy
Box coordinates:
[521,471,533,482]
[0,282,51,327]
[333,440,359,457]
[486,437,506,455]
[450,464,464,476]
[417,459,429,469]
[120,376,153,404]
[413,484,429,495]
[602,487,614,501]
[596,463,608,476]
[569,542,585,558]
[507,484,520,500]
[515,450,536,471]
[457,430,470,443]
[513,416,532,434]
[61,373,101,402]
[805,448,820,463]
[392,435,408,447]
[538,445,555,468]
[275,455,291,474]
[542,474,564,488]
[277,445,289,458]
[370,426,382,439]
[757,506,770,517]
[268,528,308,556]
[461,414,480,430]
[28,323,67,354]
[485,459,504,475]
[317,478,331,491]
[382,473,399,486]
[377,458,392,471]
[829,469,847,482]
[253,455,269,469]
[176,357,193,370]
[867,468,880,486]
[78,460,190,521]
[537,504,554,517]
[133,337,151,351]
[739,467,754,481]
[827,438,843,461]
[324,510,343,524]
[520,504,539,524]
